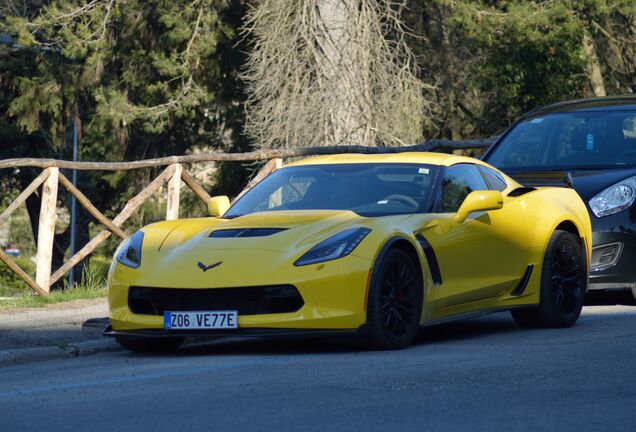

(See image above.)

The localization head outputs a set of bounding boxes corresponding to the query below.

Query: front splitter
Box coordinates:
[103,324,367,340]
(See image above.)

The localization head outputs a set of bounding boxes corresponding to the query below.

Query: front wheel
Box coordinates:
[116,336,185,353]
[365,248,423,349]
[512,230,587,328]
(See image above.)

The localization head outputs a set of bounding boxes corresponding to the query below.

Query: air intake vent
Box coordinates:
[128,285,304,316]
[209,228,288,238]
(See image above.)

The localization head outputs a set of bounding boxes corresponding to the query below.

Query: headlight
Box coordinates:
[294,228,371,266]
[116,231,144,268]
[589,176,636,217]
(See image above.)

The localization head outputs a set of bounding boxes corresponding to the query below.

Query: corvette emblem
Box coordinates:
[197,261,222,272]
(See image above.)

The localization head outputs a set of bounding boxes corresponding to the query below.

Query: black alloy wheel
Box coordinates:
[366,248,423,349]
[512,230,586,328]
[550,235,585,316]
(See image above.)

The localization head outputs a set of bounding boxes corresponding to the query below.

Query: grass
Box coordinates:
[0,260,108,309]
[0,257,36,297]
[0,285,108,309]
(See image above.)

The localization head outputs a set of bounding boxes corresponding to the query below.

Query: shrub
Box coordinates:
[0,257,35,297]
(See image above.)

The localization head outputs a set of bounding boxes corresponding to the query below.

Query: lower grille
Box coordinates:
[591,242,623,271]
[128,285,304,316]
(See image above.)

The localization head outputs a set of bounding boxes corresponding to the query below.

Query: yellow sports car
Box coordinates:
[105,153,592,352]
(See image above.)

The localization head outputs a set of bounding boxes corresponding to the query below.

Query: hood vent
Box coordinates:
[209,228,288,238]
[508,187,536,197]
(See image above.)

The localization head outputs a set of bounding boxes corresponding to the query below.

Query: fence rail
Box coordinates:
[0,139,493,171]
[0,138,494,295]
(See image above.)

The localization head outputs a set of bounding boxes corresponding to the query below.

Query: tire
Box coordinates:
[365,248,423,349]
[116,336,184,353]
[511,230,586,328]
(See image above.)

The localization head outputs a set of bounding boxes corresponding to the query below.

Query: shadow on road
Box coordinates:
[585,291,636,306]
[112,293,636,358]
[150,312,521,358]
[415,315,519,345]
[169,294,636,357]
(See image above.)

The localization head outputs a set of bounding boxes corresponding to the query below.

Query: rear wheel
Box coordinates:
[116,336,184,353]
[366,248,423,349]
[512,230,586,328]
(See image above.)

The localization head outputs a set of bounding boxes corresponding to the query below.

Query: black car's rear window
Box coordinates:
[486,111,636,169]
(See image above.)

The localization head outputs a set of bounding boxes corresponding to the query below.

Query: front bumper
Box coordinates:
[108,254,371,332]
[588,220,636,298]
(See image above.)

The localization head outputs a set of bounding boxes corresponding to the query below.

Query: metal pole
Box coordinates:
[68,115,78,288]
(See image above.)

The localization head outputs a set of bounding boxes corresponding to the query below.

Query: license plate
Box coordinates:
[163,311,238,330]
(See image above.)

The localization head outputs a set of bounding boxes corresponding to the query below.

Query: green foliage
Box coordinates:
[0,257,35,297]
[5,207,36,257]
[0,253,110,303]
[78,254,111,289]
[407,0,636,139]
[0,0,249,277]
[449,0,588,134]
[4,0,237,149]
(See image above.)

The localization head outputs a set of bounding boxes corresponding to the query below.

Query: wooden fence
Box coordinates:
[0,139,492,295]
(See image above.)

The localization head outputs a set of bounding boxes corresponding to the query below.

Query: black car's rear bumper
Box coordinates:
[588,212,636,298]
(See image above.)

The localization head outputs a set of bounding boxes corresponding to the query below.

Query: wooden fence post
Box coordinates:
[166,163,182,221]
[35,167,59,293]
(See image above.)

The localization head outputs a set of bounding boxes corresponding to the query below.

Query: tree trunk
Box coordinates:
[316,0,372,146]
[583,29,606,97]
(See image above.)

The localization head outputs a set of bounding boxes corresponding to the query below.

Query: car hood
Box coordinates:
[143,210,371,257]
[502,167,636,201]
[120,210,403,288]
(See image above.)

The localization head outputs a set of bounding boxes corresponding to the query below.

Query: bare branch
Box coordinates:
[242,0,437,149]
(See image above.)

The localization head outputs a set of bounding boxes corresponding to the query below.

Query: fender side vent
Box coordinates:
[511,265,534,296]
[508,187,537,197]
[415,234,443,285]
[209,228,288,238]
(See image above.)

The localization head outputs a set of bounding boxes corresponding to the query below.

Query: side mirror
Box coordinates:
[454,190,503,223]
[208,196,230,217]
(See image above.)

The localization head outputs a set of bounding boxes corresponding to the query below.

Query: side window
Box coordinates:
[479,166,507,191]
[489,119,549,167]
[622,116,636,139]
[437,164,489,213]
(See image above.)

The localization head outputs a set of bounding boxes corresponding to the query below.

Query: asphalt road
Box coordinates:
[1,296,635,432]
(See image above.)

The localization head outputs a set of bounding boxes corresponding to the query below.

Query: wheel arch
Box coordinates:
[553,219,590,278]
[371,236,425,283]
[548,218,591,268]
[554,220,580,237]
[366,236,430,312]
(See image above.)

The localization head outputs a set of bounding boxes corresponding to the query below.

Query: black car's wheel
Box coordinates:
[366,248,423,349]
[116,336,184,353]
[512,230,586,328]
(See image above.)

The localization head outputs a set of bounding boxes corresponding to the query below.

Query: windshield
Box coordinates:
[225,163,438,218]
[487,111,636,169]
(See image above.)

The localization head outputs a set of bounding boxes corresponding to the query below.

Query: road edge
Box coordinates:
[0,338,123,368]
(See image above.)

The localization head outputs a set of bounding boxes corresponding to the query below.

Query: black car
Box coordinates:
[482,96,636,300]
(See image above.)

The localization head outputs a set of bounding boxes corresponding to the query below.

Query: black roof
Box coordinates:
[525,95,636,119]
